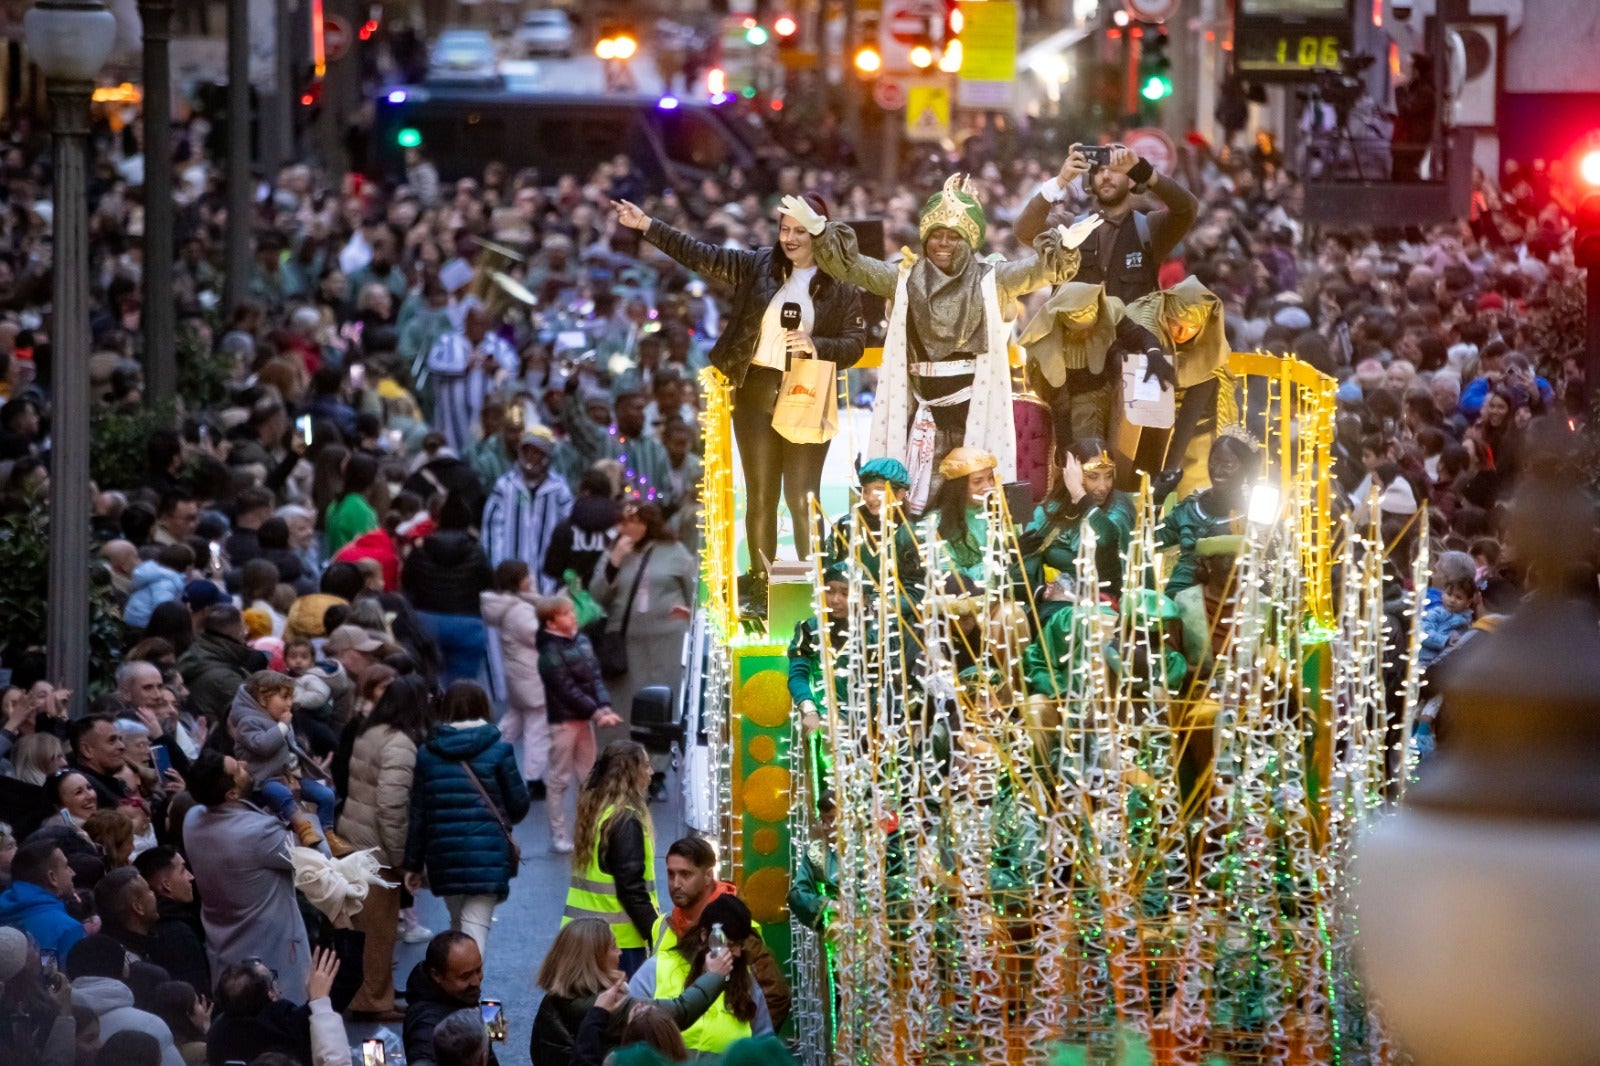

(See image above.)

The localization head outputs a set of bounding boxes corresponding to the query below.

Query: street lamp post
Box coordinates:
[139,0,176,405]
[25,0,118,707]
[223,0,251,315]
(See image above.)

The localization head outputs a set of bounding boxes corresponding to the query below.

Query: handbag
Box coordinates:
[771,357,839,444]
[461,761,521,866]
[595,545,655,679]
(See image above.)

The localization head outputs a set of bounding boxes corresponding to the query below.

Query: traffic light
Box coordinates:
[1140,30,1173,102]
[1577,148,1600,268]
[596,20,637,60]
[773,14,798,38]
[854,45,882,75]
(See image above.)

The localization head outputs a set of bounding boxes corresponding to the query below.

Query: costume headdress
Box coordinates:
[1125,276,1228,388]
[858,457,911,490]
[1019,283,1123,385]
[918,173,986,249]
[1081,448,1116,474]
[1216,423,1261,452]
[938,446,999,481]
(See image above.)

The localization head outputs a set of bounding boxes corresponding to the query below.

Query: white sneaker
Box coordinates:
[551,837,574,854]
[399,918,434,944]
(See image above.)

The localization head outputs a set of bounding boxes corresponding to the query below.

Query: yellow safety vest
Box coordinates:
[653,946,752,1054]
[562,805,658,949]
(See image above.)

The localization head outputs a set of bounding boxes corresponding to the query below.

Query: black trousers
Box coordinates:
[732,366,831,571]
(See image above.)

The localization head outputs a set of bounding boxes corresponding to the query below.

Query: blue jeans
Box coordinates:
[259,777,338,830]
[418,611,488,687]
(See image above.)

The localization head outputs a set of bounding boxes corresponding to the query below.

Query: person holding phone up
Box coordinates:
[612,194,866,614]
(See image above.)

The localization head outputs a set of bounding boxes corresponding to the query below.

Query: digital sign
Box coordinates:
[1234,0,1354,81]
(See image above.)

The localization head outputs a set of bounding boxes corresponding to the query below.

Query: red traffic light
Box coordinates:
[773,14,798,37]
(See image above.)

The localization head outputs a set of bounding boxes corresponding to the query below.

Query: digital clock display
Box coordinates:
[1234,0,1354,81]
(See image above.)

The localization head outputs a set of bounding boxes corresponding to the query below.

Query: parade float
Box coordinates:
[684,351,1416,1065]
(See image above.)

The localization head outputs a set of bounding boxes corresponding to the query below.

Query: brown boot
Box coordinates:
[325,830,356,858]
[291,813,323,850]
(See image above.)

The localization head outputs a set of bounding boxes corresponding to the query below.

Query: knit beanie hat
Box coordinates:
[0,927,27,983]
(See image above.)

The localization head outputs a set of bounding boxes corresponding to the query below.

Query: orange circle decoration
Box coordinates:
[751,827,780,855]
[738,672,791,728]
[742,866,790,925]
[748,735,777,763]
[741,765,792,823]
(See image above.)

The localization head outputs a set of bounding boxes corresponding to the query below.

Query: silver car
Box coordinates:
[515,10,575,58]
[427,29,498,84]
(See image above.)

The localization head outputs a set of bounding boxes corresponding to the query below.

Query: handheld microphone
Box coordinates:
[780,302,801,331]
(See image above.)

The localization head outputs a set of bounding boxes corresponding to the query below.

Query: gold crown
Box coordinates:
[1082,450,1115,473]
[1217,423,1261,451]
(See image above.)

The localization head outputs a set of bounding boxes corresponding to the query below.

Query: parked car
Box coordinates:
[427,29,499,86]
[516,10,575,58]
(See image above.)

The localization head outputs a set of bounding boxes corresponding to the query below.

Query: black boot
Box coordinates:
[526,779,547,801]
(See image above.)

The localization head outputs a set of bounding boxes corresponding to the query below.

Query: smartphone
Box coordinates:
[39,949,57,980]
[152,743,173,778]
[349,363,366,390]
[361,1039,386,1066]
[1002,481,1034,523]
[385,428,404,453]
[197,424,211,447]
[297,414,314,447]
[1080,144,1113,167]
[480,1000,507,1042]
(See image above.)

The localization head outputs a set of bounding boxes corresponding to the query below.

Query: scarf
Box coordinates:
[668,879,737,939]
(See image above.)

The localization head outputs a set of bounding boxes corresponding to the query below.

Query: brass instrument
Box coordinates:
[467,236,534,322]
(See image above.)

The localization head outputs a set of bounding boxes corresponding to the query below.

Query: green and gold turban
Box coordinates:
[919,173,986,249]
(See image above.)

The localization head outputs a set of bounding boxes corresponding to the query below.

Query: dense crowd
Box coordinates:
[0,49,1585,1066]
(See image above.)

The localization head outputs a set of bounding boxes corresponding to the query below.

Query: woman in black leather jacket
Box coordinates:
[612,195,866,607]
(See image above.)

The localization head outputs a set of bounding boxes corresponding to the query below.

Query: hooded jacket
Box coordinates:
[71,977,184,1066]
[402,722,529,898]
[642,220,866,388]
[479,590,546,713]
[536,629,611,725]
[178,631,264,722]
[401,530,494,616]
[0,880,84,959]
[124,560,186,629]
[403,960,501,1066]
[541,496,620,585]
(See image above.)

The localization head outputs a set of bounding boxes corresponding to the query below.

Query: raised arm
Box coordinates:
[613,199,756,289]
[1016,149,1092,245]
[993,226,1084,307]
[811,221,900,299]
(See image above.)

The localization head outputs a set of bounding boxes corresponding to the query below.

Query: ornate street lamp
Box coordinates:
[26,0,118,707]
[1355,423,1600,1065]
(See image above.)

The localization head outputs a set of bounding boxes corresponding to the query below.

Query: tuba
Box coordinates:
[468,236,535,322]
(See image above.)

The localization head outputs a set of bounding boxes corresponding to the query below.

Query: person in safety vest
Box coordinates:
[649,836,791,1030]
[628,896,774,1056]
[563,741,659,977]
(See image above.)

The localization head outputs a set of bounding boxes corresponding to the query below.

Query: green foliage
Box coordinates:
[175,320,234,413]
[0,499,125,694]
[90,400,176,492]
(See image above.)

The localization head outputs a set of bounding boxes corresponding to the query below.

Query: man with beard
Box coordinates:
[1016,144,1199,463]
[132,846,210,994]
[792,176,1098,514]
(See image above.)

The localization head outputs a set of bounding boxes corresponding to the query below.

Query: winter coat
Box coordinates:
[335,723,417,869]
[70,977,184,1066]
[403,722,530,898]
[178,632,263,722]
[642,220,867,388]
[404,960,501,1066]
[529,972,726,1066]
[0,880,85,959]
[125,561,186,629]
[480,590,546,714]
[541,496,620,585]
[228,685,324,788]
[204,999,314,1066]
[536,629,611,725]
[182,799,312,997]
[151,897,211,995]
[333,529,401,591]
[402,530,494,616]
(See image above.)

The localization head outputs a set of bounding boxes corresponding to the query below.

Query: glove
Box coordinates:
[1058,215,1105,250]
[779,195,826,236]
[1141,348,1175,389]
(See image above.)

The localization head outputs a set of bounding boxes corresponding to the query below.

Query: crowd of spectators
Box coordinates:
[0,42,1584,1064]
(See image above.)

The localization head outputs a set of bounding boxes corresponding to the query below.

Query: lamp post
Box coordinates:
[25,0,118,706]
[223,0,251,315]
[139,0,176,404]
[1355,422,1600,1065]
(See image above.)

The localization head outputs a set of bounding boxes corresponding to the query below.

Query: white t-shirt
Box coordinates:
[752,266,818,371]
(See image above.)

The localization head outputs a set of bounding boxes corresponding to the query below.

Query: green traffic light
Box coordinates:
[1140,75,1172,102]
[397,127,422,148]
[745,25,769,45]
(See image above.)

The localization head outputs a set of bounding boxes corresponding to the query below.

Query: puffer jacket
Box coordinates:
[536,629,611,725]
[643,220,867,387]
[335,723,417,869]
[124,560,186,628]
[401,530,493,616]
[479,590,546,713]
[403,721,529,898]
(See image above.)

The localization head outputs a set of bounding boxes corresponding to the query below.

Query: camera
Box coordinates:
[1079,145,1113,167]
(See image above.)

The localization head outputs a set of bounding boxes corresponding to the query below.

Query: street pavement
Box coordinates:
[345,769,688,1059]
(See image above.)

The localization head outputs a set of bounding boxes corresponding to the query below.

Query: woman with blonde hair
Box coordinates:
[10,733,66,786]
[564,741,658,976]
[529,916,726,1066]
